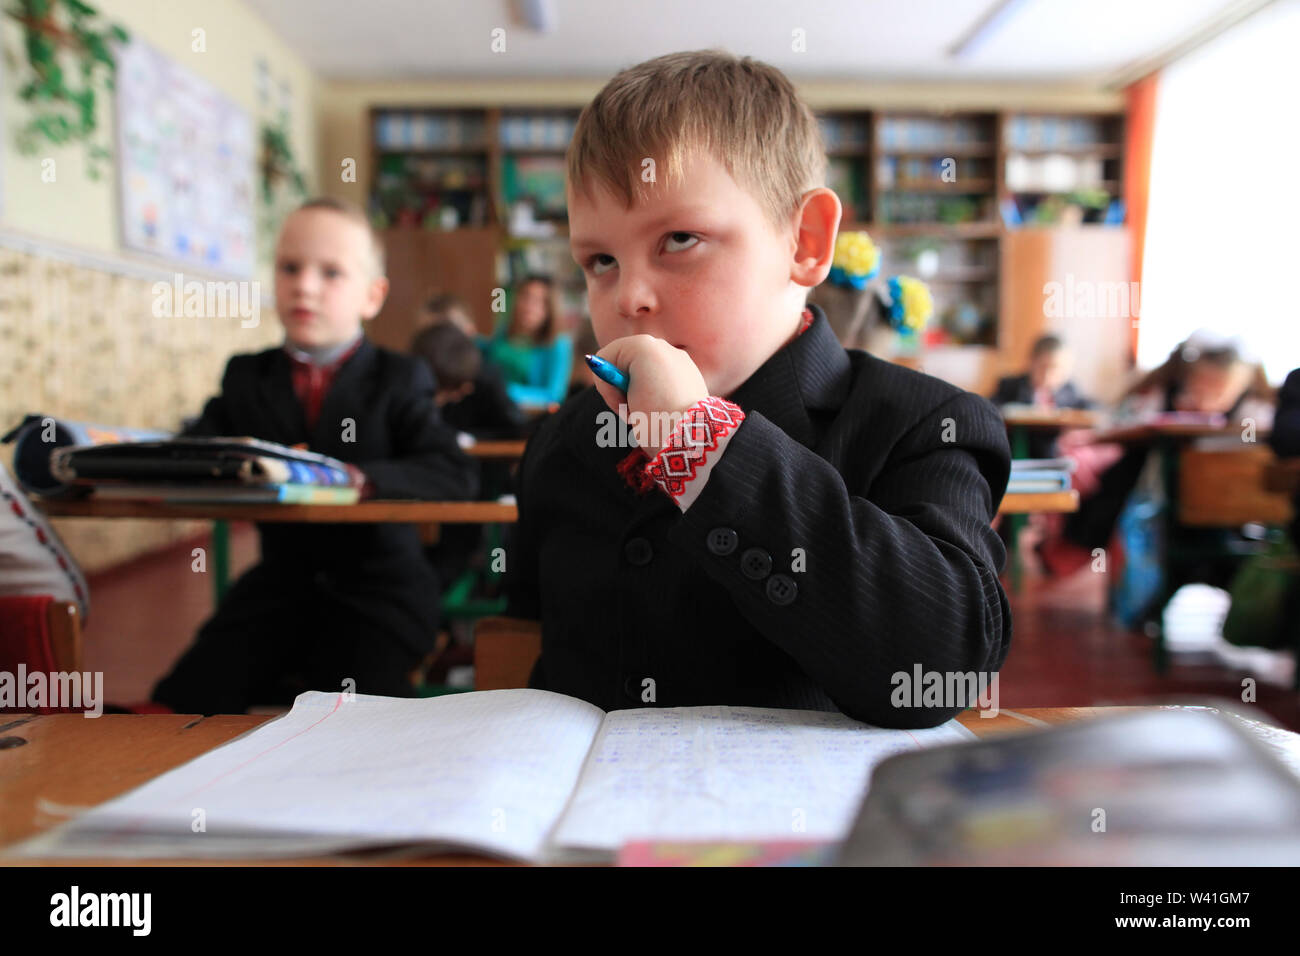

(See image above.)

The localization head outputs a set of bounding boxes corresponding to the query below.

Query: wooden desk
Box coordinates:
[1003,409,1099,462]
[1265,459,1300,495]
[38,498,517,524]
[39,498,518,603]
[1086,422,1255,446]
[0,705,1122,866]
[1002,409,1099,431]
[465,440,526,460]
[999,491,1078,515]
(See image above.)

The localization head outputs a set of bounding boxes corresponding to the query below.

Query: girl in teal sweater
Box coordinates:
[482,275,573,409]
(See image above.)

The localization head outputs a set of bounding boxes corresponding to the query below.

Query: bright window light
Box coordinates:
[1139,0,1300,382]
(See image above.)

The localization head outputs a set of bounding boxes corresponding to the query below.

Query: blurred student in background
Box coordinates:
[1115,333,1274,423]
[1043,333,1275,575]
[991,334,1095,459]
[409,319,510,632]
[482,275,573,409]
[415,293,527,441]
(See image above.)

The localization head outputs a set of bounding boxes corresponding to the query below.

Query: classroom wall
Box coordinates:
[316,78,1123,204]
[1,0,319,258]
[0,0,321,572]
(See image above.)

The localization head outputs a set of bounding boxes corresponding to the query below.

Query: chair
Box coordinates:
[472,616,541,690]
[1178,448,1294,527]
[45,600,83,672]
[0,597,83,713]
[1144,447,1296,673]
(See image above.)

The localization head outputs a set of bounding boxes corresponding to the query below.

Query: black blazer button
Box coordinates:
[624,537,654,566]
[707,527,738,555]
[765,574,797,606]
[740,547,772,580]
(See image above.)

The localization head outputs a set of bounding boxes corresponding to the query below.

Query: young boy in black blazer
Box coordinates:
[506,51,1011,729]
[990,334,1095,459]
[152,198,477,715]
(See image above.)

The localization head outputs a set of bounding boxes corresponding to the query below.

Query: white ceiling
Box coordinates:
[252,0,1257,85]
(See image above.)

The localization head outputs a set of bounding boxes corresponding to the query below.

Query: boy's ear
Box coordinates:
[789,187,842,289]
[361,275,390,321]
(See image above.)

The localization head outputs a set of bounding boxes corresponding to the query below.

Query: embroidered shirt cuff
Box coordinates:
[645,397,745,511]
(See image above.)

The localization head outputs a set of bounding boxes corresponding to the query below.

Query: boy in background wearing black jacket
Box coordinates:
[152,198,477,715]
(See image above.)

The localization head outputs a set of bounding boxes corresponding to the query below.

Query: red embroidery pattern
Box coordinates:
[645,397,745,500]
[616,448,654,496]
[611,308,806,497]
[796,306,814,336]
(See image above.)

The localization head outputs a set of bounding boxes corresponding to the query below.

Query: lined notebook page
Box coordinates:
[14,689,605,861]
[548,706,973,855]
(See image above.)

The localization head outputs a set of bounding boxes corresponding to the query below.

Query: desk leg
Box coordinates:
[1007,427,1029,591]
[1152,442,1180,674]
[212,520,230,605]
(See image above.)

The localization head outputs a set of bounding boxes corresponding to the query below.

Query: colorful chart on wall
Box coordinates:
[115,38,255,277]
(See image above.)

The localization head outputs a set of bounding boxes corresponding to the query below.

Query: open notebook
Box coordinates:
[10,689,973,863]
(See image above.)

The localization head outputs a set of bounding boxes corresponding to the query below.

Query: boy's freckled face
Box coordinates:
[274,209,385,350]
[569,152,800,397]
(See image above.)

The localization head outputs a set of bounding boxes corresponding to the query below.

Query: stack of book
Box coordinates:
[49,437,363,505]
[1007,457,1075,495]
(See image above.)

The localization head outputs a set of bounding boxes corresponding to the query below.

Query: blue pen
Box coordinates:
[584,354,630,393]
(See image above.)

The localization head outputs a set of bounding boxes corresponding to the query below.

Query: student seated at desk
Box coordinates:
[410,321,509,591]
[149,198,478,716]
[416,293,528,441]
[506,51,1011,730]
[481,275,574,409]
[990,334,1094,459]
[1043,333,1274,576]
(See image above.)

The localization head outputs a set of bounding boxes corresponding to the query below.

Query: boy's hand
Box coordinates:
[592,334,709,454]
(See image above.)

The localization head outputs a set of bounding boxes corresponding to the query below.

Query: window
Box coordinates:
[1138,0,1300,382]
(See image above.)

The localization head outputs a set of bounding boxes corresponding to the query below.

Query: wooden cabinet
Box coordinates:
[999,227,1133,404]
[366,226,504,352]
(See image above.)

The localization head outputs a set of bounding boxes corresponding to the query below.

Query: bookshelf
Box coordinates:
[816,108,1126,391]
[367,105,1127,394]
[369,106,580,232]
[368,106,585,340]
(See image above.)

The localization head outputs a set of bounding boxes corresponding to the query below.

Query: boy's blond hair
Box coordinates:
[294,196,386,277]
[567,50,826,231]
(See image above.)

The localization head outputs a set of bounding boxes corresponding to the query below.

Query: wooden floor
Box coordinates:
[81,524,1300,732]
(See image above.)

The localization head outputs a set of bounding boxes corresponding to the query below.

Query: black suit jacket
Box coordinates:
[1271,369,1300,459]
[184,338,478,654]
[441,362,528,440]
[506,305,1011,728]
[990,374,1093,411]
